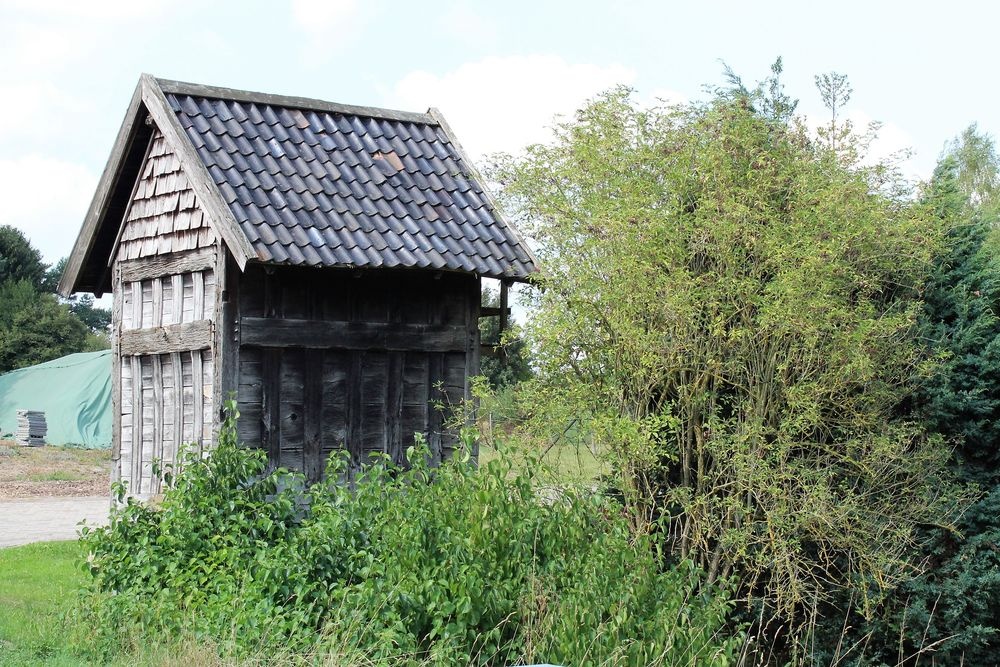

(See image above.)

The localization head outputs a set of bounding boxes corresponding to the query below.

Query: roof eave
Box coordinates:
[155,77,436,125]
[59,74,264,297]
[425,107,541,276]
[58,79,146,297]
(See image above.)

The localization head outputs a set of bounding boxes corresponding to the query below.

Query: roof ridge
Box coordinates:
[152,75,436,126]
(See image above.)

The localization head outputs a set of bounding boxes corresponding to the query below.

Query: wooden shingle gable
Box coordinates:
[59,74,255,297]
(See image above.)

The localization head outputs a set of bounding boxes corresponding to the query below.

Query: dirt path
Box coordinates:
[0,496,109,548]
[0,442,110,499]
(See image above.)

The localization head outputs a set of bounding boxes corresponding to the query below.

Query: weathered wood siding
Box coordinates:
[119,349,214,495]
[112,126,220,497]
[234,266,479,480]
[117,128,217,261]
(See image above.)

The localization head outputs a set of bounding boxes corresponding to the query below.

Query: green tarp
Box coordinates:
[0,350,112,448]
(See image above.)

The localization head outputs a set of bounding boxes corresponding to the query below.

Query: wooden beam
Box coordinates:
[303,349,323,482]
[478,307,511,318]
[346,352,363,469]
[216,247,239,430]
[385,352,404,465]
[499,278,509,337]
[140,74,258,270]
[110,264,123,468]
[156,77,435,125]
[130,356,142,494]
[239,318,467,352]
[171,352,183,468]
[192,350,204,455]
[151,354,163,489]
[465,276,481,462]
[119,248,216,283]
[59,79,146,297]
[427,353,444,464]
[120,320,213,356]
[261,348,281,467]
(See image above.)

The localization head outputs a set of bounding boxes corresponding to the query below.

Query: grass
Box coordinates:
[0,541,86,666]
[479,440,608,483]
[0,541,227,667]
[27,471,84,483]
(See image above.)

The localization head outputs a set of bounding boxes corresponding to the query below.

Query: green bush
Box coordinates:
[79,403,739,665]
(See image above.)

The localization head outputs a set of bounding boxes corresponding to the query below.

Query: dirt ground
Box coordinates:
[0,441,110,499]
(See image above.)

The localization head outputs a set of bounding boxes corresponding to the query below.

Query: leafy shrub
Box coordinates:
[79,403,739,665]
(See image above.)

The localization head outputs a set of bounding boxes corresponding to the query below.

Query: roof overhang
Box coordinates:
[58,74,258,297]
[59,75,539,296]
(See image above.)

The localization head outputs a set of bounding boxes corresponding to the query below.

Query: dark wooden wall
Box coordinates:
[230,265,480,480]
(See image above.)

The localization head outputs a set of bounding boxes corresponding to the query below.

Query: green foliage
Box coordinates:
[821,126,1000,667]
[0,225,47,289]
[491,72,962,653]
[79,403,739,665]
[945,123,1000,213]
[67,294,112,334]
[0,291,91,371]
[45,258,111,334]
[0,232,110,372]
[919,155,1000,483]
[479,285,533,390]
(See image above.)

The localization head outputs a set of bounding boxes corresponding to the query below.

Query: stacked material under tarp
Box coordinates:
[15,410,47,445]
[0,351,111,448]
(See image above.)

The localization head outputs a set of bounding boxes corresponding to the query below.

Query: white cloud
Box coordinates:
[289,0,368,63]
[802,108,926,180]
[388,55,636,159]
[1,21,91,71]
[0,81,89,145]
[0,155,97,263]
[846,110,922,173]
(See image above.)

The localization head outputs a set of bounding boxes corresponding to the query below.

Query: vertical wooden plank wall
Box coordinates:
[113,125,220,498]
[235,267,479,481]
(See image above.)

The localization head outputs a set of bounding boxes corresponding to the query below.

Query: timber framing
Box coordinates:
[118,247,217,283]
[240,318,467,352]
[156,78,436,125]
[62,74,536,496]
[120,321,213,356]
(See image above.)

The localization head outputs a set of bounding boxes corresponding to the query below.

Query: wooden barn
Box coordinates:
[59,75,537,497]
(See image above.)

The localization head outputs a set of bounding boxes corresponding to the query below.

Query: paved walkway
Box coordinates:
[0,496,110,548]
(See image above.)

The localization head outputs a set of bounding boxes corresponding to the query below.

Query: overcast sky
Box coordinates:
[2,0,998,267]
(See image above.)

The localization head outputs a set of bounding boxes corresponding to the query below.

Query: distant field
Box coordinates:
[479,440,609,484]
[0,443,110,499]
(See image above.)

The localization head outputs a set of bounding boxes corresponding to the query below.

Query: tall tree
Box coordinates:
[0,225,46,288]
[0,230,110,372]
[946,123,1000,211]
[842,128,1000,667]
[0,293,91,371]
[494,70,961,655]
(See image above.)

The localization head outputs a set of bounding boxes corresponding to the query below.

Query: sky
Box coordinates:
[2,0,998,271]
